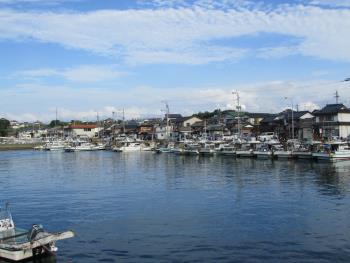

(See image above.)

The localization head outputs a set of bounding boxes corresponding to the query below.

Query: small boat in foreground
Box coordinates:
[0,204,74,261]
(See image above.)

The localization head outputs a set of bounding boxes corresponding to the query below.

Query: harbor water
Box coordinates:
[1,150,350,262]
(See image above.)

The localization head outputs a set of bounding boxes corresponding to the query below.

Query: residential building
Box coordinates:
[64,124,101,138]
[313,104,350,140]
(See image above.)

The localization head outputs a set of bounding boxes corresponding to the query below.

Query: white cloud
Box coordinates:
[0,4,350,64]
[299,101,319,111]
[2,79,349,122]
[14,65,125,82]
[309,0,350,7]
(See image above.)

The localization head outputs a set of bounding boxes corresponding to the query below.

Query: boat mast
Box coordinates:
[162,101,170,141]
[284,97,294,139]
[232,91,241,139]
[122,108,125,135]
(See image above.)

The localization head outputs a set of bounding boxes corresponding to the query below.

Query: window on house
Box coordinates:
[84,128,91,131]
[324,115,334,121]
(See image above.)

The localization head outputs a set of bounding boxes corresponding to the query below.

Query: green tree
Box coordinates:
[48,120,68,127]
[0,118,10,137]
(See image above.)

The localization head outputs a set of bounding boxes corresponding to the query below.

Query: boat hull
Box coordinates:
[236,150,254,158]
[0,229,74,261]
[312,152,350,161]
[255,151,273,159]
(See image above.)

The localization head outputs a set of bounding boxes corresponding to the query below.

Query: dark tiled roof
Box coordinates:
[246,113,274,118]
[313,104,350,115]
[167,114,183,119]
[260,115,278,123]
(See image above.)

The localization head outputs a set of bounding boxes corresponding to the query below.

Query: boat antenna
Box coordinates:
[232,91,241,138]
[161,101,170,140]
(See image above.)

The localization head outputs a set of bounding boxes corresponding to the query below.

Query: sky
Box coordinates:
[1,0,350,122]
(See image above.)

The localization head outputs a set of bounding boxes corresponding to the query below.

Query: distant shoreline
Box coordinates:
[0,144,40,151]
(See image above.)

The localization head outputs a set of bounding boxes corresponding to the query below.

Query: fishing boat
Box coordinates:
[199,143,216,156]
[254,143,273,159]
[312,142,350,161]
[0,203,74,261]
[182,143,200,155]
[215,144,236,156]
[273,144,293,159]
[235,143,255,158]
[43,140,66,151]
[292,144,312,159]
[112,142,142,152]
[64,142,96,152]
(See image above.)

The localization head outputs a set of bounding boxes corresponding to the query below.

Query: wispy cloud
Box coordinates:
[0,3,350,65]
[13,65,125,83]
[309,0,350,7]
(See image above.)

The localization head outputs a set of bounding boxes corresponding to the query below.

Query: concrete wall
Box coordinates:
[338,113,350,122]
[339,125,350,138]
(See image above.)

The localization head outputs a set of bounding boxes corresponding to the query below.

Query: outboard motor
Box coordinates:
[27,224,45,241]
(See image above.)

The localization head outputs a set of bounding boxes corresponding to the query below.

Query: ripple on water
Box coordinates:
[2,151,350,262]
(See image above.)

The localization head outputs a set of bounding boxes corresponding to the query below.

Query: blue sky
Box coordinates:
[1,0,350,121]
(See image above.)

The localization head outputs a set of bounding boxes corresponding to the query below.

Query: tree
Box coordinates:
[0,118,10,137]
[48,120,68,127]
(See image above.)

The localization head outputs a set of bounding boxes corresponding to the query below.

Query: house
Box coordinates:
[246,113,274,126]
[64,124,101,138]
[292,111,314,140]
[180,116,202,127]
[138,123,155,140]
[155,124,175,140]
[313,103,350,140]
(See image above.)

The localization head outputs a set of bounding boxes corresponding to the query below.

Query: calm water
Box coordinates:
[1,151,350,262]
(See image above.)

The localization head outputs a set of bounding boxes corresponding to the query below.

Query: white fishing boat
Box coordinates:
[292,144,312,159]
[92,143,106,150]
[273,144,293,159]
[64,142,96,152]
[155,142,175,153]
[254,144,273,159]
[0,204,74,261]
[236,143,255,158]
[215,144,236,156]
[199,143,216,156]
[182,143,200,155]
[113,142,142,152]
[33,145,44,151]
[312,142,350,161]
[44,140,66,151]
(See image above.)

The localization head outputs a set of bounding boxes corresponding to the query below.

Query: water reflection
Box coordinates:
[1,151,350,262]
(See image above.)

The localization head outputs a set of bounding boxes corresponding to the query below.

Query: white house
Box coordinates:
[155,125,175,140]
[64,124,102,138]
[314,104,350,139]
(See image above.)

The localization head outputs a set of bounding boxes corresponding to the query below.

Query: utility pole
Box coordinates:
[335,91,340,104]
[285,97,294,139]
[232,91,241,138]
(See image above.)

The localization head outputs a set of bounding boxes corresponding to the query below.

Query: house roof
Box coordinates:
[313,104,350,115]
[167,114,183,119]
[260,115,278,123]
[246,112,274,118]
[67,124,97,129]
[191,121,205,127]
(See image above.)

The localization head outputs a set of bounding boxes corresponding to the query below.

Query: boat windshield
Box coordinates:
[0,204,12,221]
